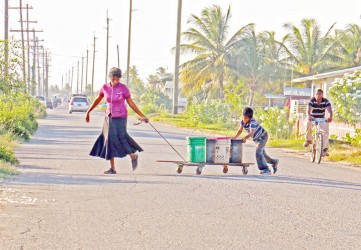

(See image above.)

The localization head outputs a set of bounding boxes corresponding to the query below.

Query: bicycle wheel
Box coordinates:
[316,133,323,164]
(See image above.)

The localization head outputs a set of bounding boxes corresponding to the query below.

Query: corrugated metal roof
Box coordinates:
[283,87,311,96]
[291,66,361,83]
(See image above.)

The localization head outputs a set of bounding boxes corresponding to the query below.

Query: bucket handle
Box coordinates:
[190,128,205,136]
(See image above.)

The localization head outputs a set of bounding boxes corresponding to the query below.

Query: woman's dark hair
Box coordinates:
[243,107,253,118]
[108,67,122,78]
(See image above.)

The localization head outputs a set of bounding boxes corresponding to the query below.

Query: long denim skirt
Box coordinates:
[90,116,143,160]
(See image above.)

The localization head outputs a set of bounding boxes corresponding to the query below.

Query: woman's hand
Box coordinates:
[86,112,90,123]
[139,116,149,123]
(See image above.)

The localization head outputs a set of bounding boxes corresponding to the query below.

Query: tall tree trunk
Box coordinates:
[248,80,256,107]
[248,89,254,107]
[219,72,224,99]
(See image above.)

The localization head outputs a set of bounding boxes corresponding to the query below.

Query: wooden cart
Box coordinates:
[157,160,254,175]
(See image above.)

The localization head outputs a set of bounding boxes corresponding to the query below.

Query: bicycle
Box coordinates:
[310,118,328,164]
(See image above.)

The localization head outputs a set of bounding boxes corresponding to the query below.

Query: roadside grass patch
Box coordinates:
[0,161,18,180]
[268,139,305,151]
[327,148,361,165]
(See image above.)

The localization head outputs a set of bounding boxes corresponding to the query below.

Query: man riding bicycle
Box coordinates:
[303,88,333,156]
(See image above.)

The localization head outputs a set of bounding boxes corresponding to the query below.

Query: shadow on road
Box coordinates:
[10,172,173,186]
[154,173,361,191]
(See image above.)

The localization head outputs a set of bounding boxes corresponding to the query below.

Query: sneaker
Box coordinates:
[104,168,117,174]
[260,169,271,175]
[272,159,279,174]
[322,148,329,156]
[303,140,312,147]
[131,154,138,171]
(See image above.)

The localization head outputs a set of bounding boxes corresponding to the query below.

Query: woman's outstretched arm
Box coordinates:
[126,97,149,123]
[86,95,103,123]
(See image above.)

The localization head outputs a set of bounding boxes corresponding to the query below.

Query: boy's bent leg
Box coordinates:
[264,150,277,165]
[255,137,269,171]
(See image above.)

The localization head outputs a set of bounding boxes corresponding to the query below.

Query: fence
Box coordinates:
[296,117,361,140]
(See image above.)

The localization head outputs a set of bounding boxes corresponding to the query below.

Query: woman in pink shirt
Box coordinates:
[86,67,149,174]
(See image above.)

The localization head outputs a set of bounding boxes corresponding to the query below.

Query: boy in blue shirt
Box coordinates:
[234,107,279,174]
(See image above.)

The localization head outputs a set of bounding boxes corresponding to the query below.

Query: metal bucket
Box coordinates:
[230,139,243,163]
[206,138,217,163]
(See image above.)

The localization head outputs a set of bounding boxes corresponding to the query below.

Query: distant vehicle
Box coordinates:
[36,96,46,107]
[45,97,53,109]
[69,96,90,114]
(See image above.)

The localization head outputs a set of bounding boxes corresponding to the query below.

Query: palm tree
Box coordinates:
[179,5,253,98]
[283,19,341,78]
[335,24,361,67]
[231,28,289,106]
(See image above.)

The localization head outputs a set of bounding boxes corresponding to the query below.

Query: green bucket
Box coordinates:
[186,136,206,163]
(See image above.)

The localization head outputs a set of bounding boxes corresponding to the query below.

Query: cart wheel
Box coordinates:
[223,165,228,174]
[196,166,203,175]
[242,165,249,175]
[177,165,183,174]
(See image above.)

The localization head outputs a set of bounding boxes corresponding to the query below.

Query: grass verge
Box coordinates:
[151,113,237,136]
[268,139,305,151]
[0,134,19,180]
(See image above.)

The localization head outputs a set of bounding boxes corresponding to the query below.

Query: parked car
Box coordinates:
[36,96,46,107]
[69,96,90,114]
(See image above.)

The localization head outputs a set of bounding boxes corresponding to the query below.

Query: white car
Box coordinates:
[36,95,47,107]
[69,96,90,114]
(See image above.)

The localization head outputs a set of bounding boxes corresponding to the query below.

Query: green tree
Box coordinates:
[329,70,361,125]
[335,24,361,67]
[283,19,341,78]
[231,28,289,106]
[123,66,145,102]
[180,5,253,98]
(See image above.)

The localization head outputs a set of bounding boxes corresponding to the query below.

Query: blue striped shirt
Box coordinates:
[241,118,267,141]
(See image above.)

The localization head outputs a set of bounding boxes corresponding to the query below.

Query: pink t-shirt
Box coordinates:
[99,82,131,118]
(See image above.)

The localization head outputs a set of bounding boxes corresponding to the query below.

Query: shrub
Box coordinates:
[255,107,295,139]
[343,129,361,146]
[0,146,19,165]
[329,71,361,125]
[0,92,42,141]
[186,99,234,128]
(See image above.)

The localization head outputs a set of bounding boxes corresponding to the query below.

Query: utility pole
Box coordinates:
[91,33,97,98]
[126,0,133,86]
[62,74,65,91]
[31,29,36,95]
[105,11,111,82]
[25,5,36,93]
[76,60,79,94]
[36,38,41,96]
[81,56,84,94]
[71,66,74,94]
[19,0,26,82]
[9,3,34,86]
[85,49,89,94]
[4,0,9,77]
[117,45,120,68]
[45,50,49,97]
[42,47,45,95]
[173,0,182,114]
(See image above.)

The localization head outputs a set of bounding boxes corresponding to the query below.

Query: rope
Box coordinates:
[147,122,187,162]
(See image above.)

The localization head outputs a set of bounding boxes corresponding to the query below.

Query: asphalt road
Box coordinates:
[1,107,361,249]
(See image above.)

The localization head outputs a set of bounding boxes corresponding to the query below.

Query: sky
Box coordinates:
[2,0,361,93]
